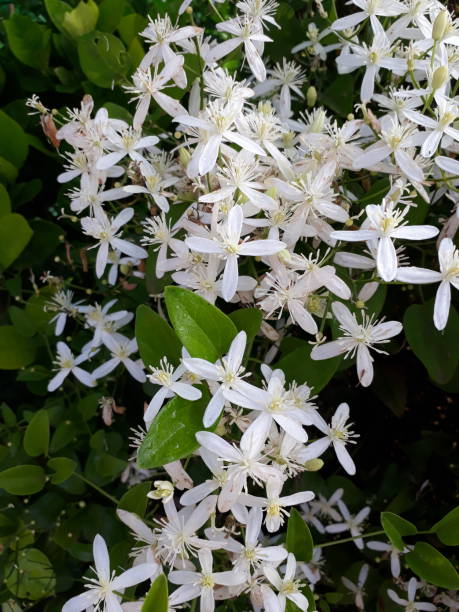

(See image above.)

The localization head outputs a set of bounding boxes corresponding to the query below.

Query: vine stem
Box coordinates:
[73,472,120,506]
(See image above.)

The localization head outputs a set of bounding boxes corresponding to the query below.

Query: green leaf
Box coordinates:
[380,512,417,551]
[0,184,11,217]
[142,573,168,612]
[165,286,237,361]
[0,326,36,369]
[229,307,262,360]
[78,31,130,87]
[276,341,341,393]
[286,507,314,562]
[405,542,459,589]
[45,0,72,32]
[9,305,37,338]
[47,457,77,484]
[118,13,148,45]
[118,481,151,516]
[321,74,356,117]
[62,0,99,38]
[431,506,459,546]
[14,219,62,268]
[138,386,213,469]
[135,304,182,368]
[0,156,18,183]
[24,409,49,457]
[404,300,459,384]
[0,465,46,495]
[0,213,33,269]
[5,548,55,600]
[0,112,29,168]
[98,0,126,32]
[4,14,51,71]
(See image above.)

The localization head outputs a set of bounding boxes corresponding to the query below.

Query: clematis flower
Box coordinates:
[310,302,403,387]
[62,534,152,612]
[261,553,309,612]
[387,577,436,611]
[325,500,370,550]
[92,336,146,383]
[186,205,285,302]
[48,342,96,392]
[341,564,369,610]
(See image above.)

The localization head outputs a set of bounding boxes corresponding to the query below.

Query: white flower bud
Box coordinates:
[307,86,317,107]
[147,480,174,502]
[432,10,449,41]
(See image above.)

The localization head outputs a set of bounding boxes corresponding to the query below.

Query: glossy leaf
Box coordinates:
[0,112,29,169]
[47,457,77,484]
[118,481,151,516]
[380,512,417,551]
[405,542,459,589]
[137,387,212,469]
[78,31,130,87]
[404,301,459,384]
[286,507,314,562]
[98,0,126,32]
[5,548,55,600]
[24,409,49,457]
[4,15,51,71]
[62,0,99,38]
[142,573,168,612]
[0,184,11,217]
[0,213,33,269]
[0,465,46,495]
[165,286,237,361]
[0,326,36,369]
[277,341,341,393]
[135,304,181,368]
[229,307,262,360]
[431,506,459,546]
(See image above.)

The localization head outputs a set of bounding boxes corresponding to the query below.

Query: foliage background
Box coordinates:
[0,0,457,610]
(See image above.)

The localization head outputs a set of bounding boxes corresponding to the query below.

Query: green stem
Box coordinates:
[318,528,433,548]
[73,472,120,505]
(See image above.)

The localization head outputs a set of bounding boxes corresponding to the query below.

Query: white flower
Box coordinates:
[341,563,369,610]
[325,500,370,550]
[116,509,162,573]
[387,577,436,611]
[168,548,245,610]
[183,330,250,426]
[298,402,358,475]
[175,100,266,176]
[68,173,130,215]
[48,342,95,392]
[81,207,148,278]
[262,553,308,612]
[96,128,159,170]
[225,369,310,443]
[144,357,202,424]
[46,290,86,336]
[240,477,314,532]
[156,496,222,566]
[208,16,272,82]
[332,0,406,33]
[92,336,146,383]
[396,237,459,330]
[366,540,407,577]
[83,299,133,350]
[331,200,438,282]
[405,95,459,158]
[311,302,403,387]
[223,507,288,575]
[253,60,306,119]
[186,206,285,302]
[195,426,278,512]
[62,534,152,612]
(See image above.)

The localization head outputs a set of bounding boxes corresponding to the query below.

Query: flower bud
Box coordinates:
[178,147,191,166]
[307,85,317,107]
[432,65,448,91]
[120,263,130,275]
[432,10,448,41]
[147,480,174,502]
[278,249,292,265]
[304,458,324,472]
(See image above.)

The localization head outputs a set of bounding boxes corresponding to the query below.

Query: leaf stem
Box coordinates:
[73,472,120,506]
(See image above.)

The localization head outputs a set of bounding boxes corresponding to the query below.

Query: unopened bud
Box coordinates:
[307,85,317,107]
[278,249,292,265]
[432,10,449,41]
[120,263,130,275]
[174,131,182,139]
[344,218,354,227]
[432,65,448,91]
[178,147,191,166]
[304,458,324,472]
[185,6,193,13]
[347,113,355,121]
[147,480,174,503]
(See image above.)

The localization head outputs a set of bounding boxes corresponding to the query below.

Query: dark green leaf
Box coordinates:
[431,506,459,546]
[47,457,77,484]
[14,219,62,268]
[405,542,459,589]
[0,183,11,217]
[229,307,262,360]
[0,326,36,369]
[78,31,130,87]
[98,0,126,32]
[286,507,314,562]
[380,512,417,551]
[404,301,459,384]
[9,305,37,338]
[276,341,341,393]
[5,548,55,600]
[142,573,168,612]
[24,409,49,457]
[4,15,51,71]
[135,304,182,368]
[321,74,356,117]
[138,386,213,469]
[118,481,151,516]
[0,213,33,269]
[165,286,237,361]
[118,13,148,45]
[0,465,46,495]
[0,112,29,169]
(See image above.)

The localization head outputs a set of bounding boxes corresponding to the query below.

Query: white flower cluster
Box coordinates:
[30,0,459,609]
